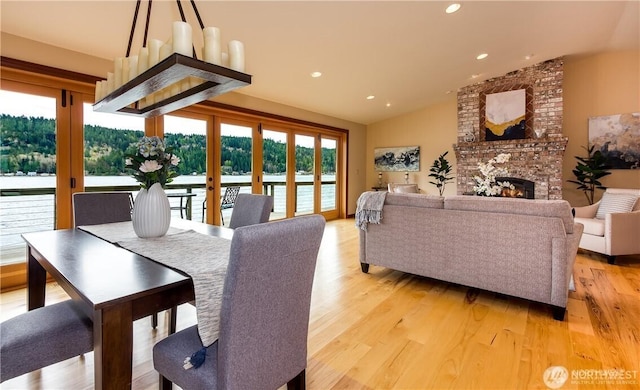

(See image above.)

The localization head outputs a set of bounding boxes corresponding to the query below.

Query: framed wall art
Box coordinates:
[589,112,640,169]
[374,146,420,171]
[480,85,533,141]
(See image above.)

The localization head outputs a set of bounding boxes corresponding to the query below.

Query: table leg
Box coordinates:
[94,303,134,390]
[27,246,46,310]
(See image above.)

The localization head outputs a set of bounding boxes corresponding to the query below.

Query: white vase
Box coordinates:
[132,182,171,238]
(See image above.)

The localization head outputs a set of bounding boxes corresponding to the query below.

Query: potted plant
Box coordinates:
[428,151,454,196]
[567,145,611,205]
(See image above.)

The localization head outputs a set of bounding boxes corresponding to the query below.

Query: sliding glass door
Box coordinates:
[0,88,58,265]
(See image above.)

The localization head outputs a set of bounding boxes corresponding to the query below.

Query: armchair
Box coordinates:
[388,183,419,193]
[573,188,640,264]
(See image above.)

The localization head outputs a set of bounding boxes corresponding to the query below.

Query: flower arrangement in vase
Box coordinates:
[125,136,180,238]
[472,153,515,196]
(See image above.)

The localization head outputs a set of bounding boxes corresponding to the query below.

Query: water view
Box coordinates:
[0,174,336,265]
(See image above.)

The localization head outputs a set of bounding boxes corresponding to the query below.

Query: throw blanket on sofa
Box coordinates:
[356,191,387,231]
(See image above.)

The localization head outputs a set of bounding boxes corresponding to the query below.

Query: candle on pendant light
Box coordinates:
[172,21,192,56]
[106,72,115,95]
[228,40,245,72]
[138,47,149,74]
[221,52,229,68]
[95,81,102,102]
[147,39,163,68]
[114,57,124,89]
[128,56,139,81]
[404,172,409,184]
[160,42,173,62]
[202,27,222,65]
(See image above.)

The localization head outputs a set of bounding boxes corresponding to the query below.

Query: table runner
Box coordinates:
[79,222,230,350]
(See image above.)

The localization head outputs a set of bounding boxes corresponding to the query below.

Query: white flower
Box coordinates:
[170,155,181,166]
[472,153,513,196]
[125,158,132,166]
[139,160,163,173]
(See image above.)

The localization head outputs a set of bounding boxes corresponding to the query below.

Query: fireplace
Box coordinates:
[496,177,535,199]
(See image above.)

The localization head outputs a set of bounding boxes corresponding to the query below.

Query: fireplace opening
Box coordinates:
[496,177,535,199]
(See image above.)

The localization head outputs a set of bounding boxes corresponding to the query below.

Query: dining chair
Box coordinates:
[153,214,326,390]
[0,300,93,382]
[72,191,133,226]
[72,191,170,331]
[228,193,274,229]
[201,186,241,225]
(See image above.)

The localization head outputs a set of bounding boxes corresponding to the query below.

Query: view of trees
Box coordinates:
[0,114,336,175]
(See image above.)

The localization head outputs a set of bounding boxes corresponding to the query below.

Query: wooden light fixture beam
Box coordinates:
[93,53,251,118]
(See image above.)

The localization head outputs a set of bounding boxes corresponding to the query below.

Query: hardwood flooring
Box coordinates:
[1,218,639,389]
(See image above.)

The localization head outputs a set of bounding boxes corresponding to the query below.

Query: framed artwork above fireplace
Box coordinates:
[480,84,533,141]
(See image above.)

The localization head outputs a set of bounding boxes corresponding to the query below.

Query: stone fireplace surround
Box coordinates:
[454,57,567,200]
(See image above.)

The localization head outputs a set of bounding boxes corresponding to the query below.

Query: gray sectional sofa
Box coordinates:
[358,193,584,320]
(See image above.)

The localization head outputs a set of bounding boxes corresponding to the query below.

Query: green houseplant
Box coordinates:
[428,151,454,196]
[567,145,611,205]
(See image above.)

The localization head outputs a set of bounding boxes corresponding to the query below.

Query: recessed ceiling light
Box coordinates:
[471,74,481,79]
[310,71,322,78]
[446,3,461,14]
[524,54,534,60]
[445,90,453,94]
[386,102,391,107]
[476,53,488,60]
[366,95,375,100]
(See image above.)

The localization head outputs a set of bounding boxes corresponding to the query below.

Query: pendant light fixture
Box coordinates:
[93,0,251,118]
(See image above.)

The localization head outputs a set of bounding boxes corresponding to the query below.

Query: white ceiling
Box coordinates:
[1,1,638,125]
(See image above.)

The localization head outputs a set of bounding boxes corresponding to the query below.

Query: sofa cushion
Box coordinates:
[595,192,639,219]
[444,195,575,233]
[574,217,605,236]
[384,193,444,208]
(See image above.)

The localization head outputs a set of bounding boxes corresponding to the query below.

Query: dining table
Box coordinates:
[22,219,234,390]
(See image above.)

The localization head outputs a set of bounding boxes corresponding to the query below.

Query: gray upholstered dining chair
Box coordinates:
[1,300,93,382]
[72,191,171,331]
[228,193,274,229]
[72,191,133,226]
[153,214,326,390]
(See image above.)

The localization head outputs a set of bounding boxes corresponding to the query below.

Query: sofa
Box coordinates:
[573,188,640,264]
[358,193,584,320]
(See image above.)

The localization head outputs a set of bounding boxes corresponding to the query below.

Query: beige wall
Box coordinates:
[366,50,640,206]
[366,98,458,196]
[1,33,368,215]
[563,50,640,206]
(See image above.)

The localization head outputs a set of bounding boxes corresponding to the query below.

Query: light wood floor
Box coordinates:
[1,218,639,389]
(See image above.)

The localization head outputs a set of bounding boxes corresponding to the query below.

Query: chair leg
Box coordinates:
[220,209,225,226]
[287,369,305,390]
[151,313,158,329]
[159,374,173,390]
[169,306,177,334]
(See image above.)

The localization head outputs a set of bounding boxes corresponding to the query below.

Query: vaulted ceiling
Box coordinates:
[1,1,638,124]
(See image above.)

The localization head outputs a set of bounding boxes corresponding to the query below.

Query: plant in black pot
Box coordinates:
[568,145,611,205]
[429,151,454,196]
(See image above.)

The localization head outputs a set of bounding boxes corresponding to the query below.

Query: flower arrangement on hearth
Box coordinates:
[125,136,180,189]
[472,153,515,196]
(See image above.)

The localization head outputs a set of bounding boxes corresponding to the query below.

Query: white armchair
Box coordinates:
[388,183,419,193]
[573,188,640,264]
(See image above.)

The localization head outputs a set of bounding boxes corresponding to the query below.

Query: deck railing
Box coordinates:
[0,180,336,265]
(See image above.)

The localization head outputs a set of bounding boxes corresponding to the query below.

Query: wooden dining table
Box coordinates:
[22,219,233,390]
